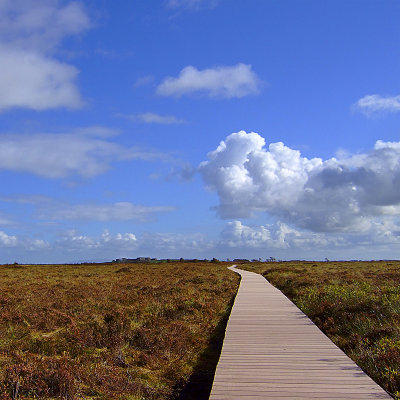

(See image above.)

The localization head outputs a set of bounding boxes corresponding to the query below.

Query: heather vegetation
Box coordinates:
[242,260,400,399]
[0,262,239,400]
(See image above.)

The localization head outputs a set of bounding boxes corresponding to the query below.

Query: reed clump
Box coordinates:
[0,262,239,400]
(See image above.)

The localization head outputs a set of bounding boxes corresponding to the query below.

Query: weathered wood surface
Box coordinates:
[209,266,392,399]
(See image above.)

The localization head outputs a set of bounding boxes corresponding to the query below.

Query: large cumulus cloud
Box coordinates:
[199,131,400,233]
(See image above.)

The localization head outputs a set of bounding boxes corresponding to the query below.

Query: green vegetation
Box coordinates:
[242,260,400,399]
[0,262,239,400]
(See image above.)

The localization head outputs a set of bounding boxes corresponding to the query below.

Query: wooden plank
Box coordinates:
[208,266,392,399]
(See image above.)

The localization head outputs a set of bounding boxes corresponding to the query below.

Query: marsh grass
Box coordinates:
[242,260,400,399]
[0,262,239,399]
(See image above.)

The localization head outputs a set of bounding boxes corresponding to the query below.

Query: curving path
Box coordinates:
[209,265,392,399]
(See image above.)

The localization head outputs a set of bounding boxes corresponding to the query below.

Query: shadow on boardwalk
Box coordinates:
[176,293,237,400]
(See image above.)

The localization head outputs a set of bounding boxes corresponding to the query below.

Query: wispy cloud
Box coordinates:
[116,112,185,124]
[72,126,121,137]
[0,212,14,226]
[157,64,261,98]
[54,229,213,257]
[353,94,400,116]
[166,0,219,11]
[0,195,175,223]
[0,0,90,112]
[134,75,154,87]
[0,127,167,179]
[38,201,175,222]
[0,230,48,251]
[4,219,400,263]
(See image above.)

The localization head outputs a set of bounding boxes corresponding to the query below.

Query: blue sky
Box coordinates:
[1,0,400,263]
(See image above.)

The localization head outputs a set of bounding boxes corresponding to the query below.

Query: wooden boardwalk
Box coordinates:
[209,266,392,400]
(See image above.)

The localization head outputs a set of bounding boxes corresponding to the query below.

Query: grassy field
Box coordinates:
[241,260,400,399]
[0,261,239,400]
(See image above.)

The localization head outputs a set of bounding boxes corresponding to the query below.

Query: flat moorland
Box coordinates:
[241,260,400,399]
[0,261,239,400]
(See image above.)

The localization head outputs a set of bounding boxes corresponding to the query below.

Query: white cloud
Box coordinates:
[221,221,273,248]
[0,128,166,178]
[0,0,90,51]
[0,231,18,247]
[0,47,83,111]
[102,229,137,243]
[52,229,213,260]
[56,229,138,251]
[0,195,175,223]
[116,112,185,124]
[27,239,49,251]
[138,231,213,254]
[38,201,175,222]
[4,219,400,263]
[353,94,400,116]
[220,220,332,249]
[199,130,400,234]
[2,220,400,263]
[0,230,48,251]
[218,219,400,259]
[0,0,90,111]
[157,64,261,98]
[199,131,322,218]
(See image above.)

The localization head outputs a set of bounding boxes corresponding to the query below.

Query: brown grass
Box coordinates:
[242,260,400,399]
[0,261,239,400]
